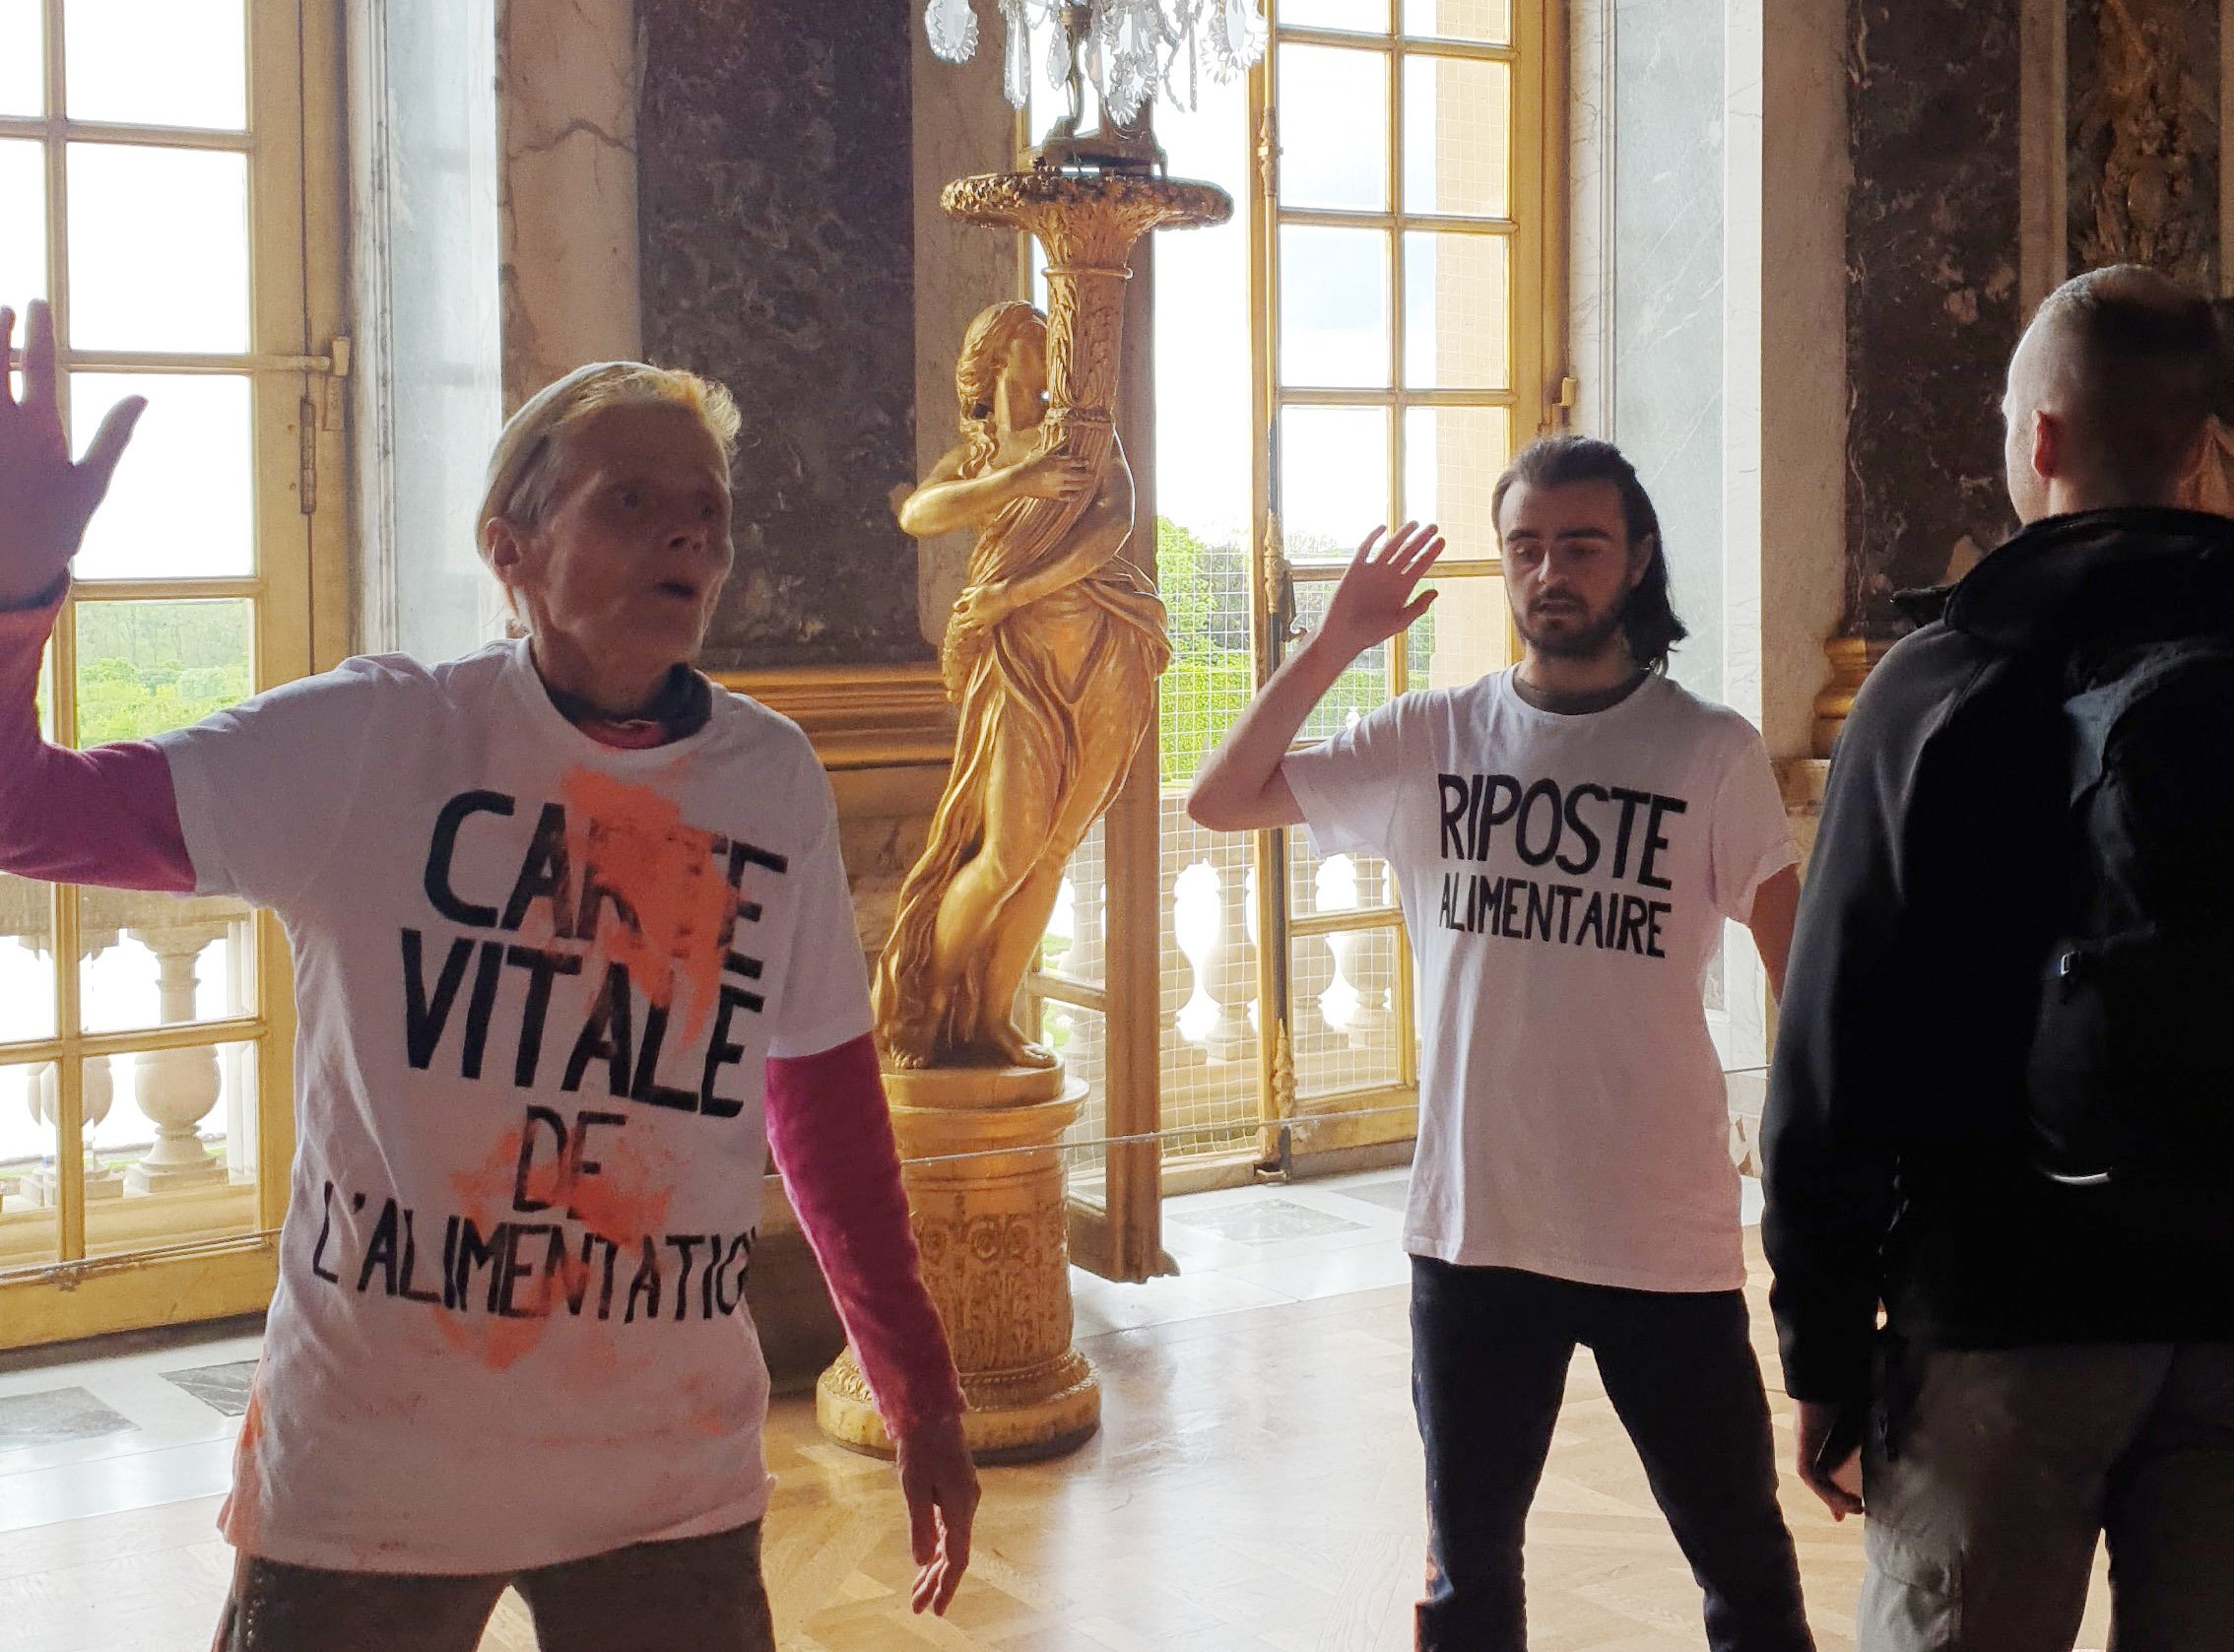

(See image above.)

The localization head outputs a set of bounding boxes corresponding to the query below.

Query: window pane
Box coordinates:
[1280,225,1389,387]
[73,597,252,745]
[0,874,57,1044]
[0,138,45,307]
[1157,518,1255,788]
[1281,0,1390,31]
[0,1057,61,1271]
[1411,572,1512,689]
[1290,576,1390,741]
[71,373,254,579]
[1403,54,1509,218]
[1290,917,1405,1097]
[1403,404,1512,564]
[67,144,249,353]
[1154,64,1253,606]
[1402,0,1511,44]
[1281,405,1387,564]
[0,0,40,116]
[80,889,256,1035]
[84,1041,261,1251]
[1403,231,1508,388]
[63,0,245,130]
[1160,817,1260,1160]
[1275,43,1387,212]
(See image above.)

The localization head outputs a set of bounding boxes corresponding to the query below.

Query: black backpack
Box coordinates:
[2026,632,2234,1227]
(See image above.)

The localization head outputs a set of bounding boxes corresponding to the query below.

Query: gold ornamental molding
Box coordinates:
[713,662,957,770]
[1809,633,1895,759]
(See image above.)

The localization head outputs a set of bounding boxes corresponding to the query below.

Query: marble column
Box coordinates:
[1844,0,2025,632]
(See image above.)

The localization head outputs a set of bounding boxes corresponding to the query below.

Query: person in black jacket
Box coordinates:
[1762,263,2234,1650]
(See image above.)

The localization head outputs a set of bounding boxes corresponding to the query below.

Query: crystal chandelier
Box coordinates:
[924,0,1269,125]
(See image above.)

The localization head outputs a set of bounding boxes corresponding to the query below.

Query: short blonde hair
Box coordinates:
[477,360,743,553]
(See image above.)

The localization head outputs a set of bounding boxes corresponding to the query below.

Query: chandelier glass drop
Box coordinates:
[924,0,1269,125]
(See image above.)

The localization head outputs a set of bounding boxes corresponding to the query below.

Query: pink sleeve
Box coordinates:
[0,591,195,893]
[763,1032,964,1437]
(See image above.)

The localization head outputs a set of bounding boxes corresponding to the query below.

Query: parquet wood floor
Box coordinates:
[0,1237,2112,1650]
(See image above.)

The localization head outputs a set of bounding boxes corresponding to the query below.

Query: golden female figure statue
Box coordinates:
[877,298,1168,1069]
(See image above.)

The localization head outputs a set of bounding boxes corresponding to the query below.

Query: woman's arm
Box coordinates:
[0,591,193,892]
[897,444,1094,541]
[0,300,190,891]
[763,1033,978,1616]
[980,455,1137,616]
[762,1033,964,1432]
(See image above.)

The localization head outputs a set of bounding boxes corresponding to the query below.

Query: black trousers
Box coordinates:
[1411,1257,1814,1652]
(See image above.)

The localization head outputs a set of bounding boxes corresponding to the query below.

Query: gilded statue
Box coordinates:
[875,298,1169,1070]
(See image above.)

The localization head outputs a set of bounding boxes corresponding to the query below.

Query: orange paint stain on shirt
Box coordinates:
[560,766,739,1044]
[433,1306,549,1374]
[430,1124,681,1373]
[565,1146,676,1251]
[224,1377,267,1551]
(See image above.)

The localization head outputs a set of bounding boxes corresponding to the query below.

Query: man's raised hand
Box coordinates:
[1312,520,1446,665]
[0,299,145,606]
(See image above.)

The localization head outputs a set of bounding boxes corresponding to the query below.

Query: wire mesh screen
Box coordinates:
[1158,805,1264,1160]
[1033,816,1109,1192]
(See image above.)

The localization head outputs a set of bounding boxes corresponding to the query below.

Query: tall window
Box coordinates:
[1030,0,1560,1263]
[0,0,347,1346]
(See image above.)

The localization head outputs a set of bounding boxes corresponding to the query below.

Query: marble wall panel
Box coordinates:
[498,0,643,412]
[1844,0,2023,631]
[2067,0,2220,292]
[637,0,929,672]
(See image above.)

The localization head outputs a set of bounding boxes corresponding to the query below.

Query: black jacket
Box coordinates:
[1762,507,2234,1406]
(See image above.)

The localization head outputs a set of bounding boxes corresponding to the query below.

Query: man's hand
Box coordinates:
[0,300,145,605]
[1313,520,1445,663]
[1794,1398,1866,1521]
[896,1413,979,1616]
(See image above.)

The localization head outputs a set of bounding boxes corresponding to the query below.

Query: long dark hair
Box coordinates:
[1490,434,1688,674]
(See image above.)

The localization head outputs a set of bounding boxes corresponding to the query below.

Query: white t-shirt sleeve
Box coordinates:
[151,659,389,911]
[1709,720,1800,921]
[766,763,876,1060]
[1281,696,1410,860]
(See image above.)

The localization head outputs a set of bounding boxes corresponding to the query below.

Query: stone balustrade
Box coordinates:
[0,875,252,1213]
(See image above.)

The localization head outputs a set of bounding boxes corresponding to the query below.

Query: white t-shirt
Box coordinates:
[1283,670,1796,1292]
[154,639,874,1574]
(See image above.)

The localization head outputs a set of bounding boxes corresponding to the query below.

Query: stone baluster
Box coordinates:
[1313,854,1362,1037]
[1344,855,1399,1055]
[125,917,231,1193]
[31,1054,119,1205]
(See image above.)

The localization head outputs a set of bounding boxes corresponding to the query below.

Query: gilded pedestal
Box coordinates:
[816,1065,1100,1461]
[1810,632,1896,758]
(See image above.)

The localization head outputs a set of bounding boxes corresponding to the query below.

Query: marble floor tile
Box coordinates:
[1216,1240,1415,1302]
[157,1362,256,1419]
[0,1389,135,1453]
[1070,1267,1290,1339]
[1327,1171,1413,1213]
[1163,1197,1366,1244]
[0,1437,236,1534]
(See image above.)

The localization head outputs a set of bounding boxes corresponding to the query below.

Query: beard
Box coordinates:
[1514,594,1628,661]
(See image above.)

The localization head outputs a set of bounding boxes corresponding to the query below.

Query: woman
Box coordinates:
[877,299,1168,1069]
[0,299,976,1651]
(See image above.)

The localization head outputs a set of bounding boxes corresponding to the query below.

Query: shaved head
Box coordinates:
[2004,265,2221,521]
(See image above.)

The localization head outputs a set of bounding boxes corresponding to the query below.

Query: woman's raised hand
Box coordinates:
[0,300,145,606]
[1313,520,1445,663]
